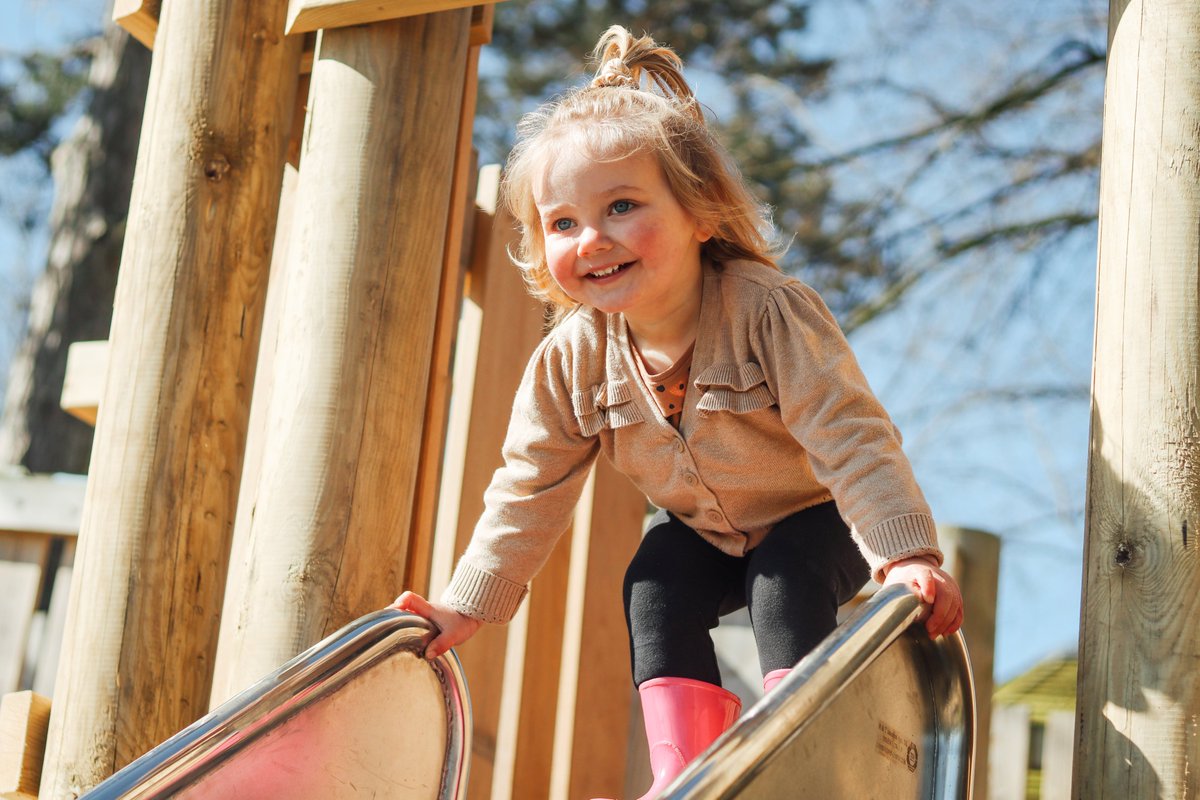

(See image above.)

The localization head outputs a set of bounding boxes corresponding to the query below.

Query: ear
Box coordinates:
[694,220,715,243]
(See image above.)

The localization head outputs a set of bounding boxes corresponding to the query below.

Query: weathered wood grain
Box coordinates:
[1076,2,1200,797]
[36,0,302,792]
[207,10,471,703]
[286,0,504,34]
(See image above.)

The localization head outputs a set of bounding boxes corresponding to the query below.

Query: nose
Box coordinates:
[577,223,610,256]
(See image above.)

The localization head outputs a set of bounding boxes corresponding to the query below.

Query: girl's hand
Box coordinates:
[390,591,483,660]
[881,557,964,639]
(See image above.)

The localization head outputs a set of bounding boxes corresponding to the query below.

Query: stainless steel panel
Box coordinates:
[81,611,471,800]
[661,584,976,799]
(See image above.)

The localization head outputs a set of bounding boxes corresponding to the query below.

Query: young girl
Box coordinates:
[395,25,963,798]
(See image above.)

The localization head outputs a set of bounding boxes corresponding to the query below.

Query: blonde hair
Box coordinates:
[502,25,781,315]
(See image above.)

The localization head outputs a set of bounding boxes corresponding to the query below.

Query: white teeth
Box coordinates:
[590,263,625,277]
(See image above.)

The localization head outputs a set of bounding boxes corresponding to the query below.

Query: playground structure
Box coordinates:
[75,585,973,799]
[0,0,1197,797]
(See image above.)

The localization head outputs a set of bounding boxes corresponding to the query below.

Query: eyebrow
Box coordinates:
[537,185,646,216]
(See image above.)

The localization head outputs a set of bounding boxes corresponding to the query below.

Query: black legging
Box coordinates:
[622,501,870,687]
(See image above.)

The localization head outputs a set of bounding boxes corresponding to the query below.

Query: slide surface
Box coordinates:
[661,584,976,799]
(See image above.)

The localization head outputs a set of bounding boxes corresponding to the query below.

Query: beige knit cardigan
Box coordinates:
[442,259,942,624]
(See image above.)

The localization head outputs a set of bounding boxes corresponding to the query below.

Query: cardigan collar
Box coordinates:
[599,259,724,433]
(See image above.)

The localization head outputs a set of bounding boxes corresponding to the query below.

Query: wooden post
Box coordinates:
[208,10,471,701]
[36,0,301,793]
[1075,2,1200,798]
[937,525,1000,800]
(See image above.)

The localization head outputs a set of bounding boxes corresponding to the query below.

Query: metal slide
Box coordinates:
[660,583,976,799]
[83,584,971,799]
[81,612,472,799]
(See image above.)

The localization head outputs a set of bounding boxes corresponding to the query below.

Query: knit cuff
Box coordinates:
[858,513,943,583]
[441,560,528,624]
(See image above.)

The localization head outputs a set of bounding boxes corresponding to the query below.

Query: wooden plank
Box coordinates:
[428,164,551,798]
[31,542,74,698]
[0,473,85,537]
[936,525,999,800]
[286,0,505,35]
[0,537,47,695]
[988,703,1031,800]
[505,527,572,799]
[1040,710,1076,800]
[114,0,321,76]
[37,1,303,793]
[0,691,51,800]
[206,11,471,705]
[111,0,159,49]
[551,460,644,800]
[59,340,108,426]
[469,3,495,46]
[1076,3,1200,799]
[404,37,484,596]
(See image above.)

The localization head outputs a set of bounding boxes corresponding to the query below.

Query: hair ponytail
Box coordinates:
[588,26,703,124]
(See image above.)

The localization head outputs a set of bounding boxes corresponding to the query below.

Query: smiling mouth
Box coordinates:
[587,262,633,279]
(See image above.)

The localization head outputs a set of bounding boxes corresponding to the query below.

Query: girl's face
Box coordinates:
[533,149,710,332]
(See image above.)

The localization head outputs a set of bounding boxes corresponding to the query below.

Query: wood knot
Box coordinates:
[1114,542,1134,567]
[204,154,231,181]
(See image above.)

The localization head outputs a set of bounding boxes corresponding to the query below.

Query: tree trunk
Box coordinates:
[0,18,151,474]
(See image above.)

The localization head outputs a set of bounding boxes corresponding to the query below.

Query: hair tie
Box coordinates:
[592,58,638,89]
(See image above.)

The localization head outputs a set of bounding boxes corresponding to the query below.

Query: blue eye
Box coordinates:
[612,200,634,214]
[553,218,574,231]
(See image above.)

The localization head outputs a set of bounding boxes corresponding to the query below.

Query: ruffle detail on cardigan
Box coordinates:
[694,362,776,414]
[571,379,645,437]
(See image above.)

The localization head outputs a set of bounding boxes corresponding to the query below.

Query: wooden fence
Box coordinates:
[989,704,1076,800]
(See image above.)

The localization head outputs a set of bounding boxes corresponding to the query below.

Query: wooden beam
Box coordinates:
[207,10,472,703]
[112,0,159,49]
[469,3,496,46]
[36,0,303,793]
[0,473,85,537]
[286,0,504,35]
[59,340,107,426]
[0,691,51,800]
[1075,2,1200,798]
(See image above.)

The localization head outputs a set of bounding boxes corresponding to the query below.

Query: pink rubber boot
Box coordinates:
[634,676,742,800]
[762,668,791,694]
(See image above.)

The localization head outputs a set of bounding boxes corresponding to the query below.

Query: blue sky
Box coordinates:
[0,0,1099,683]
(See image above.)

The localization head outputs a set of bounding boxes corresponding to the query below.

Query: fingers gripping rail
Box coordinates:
[660,584,977,799]
[81,611,472,800]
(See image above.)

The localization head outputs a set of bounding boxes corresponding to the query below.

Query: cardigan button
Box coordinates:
[684,472,698,486]
[674,439,686,453]
[707,509,724,524]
